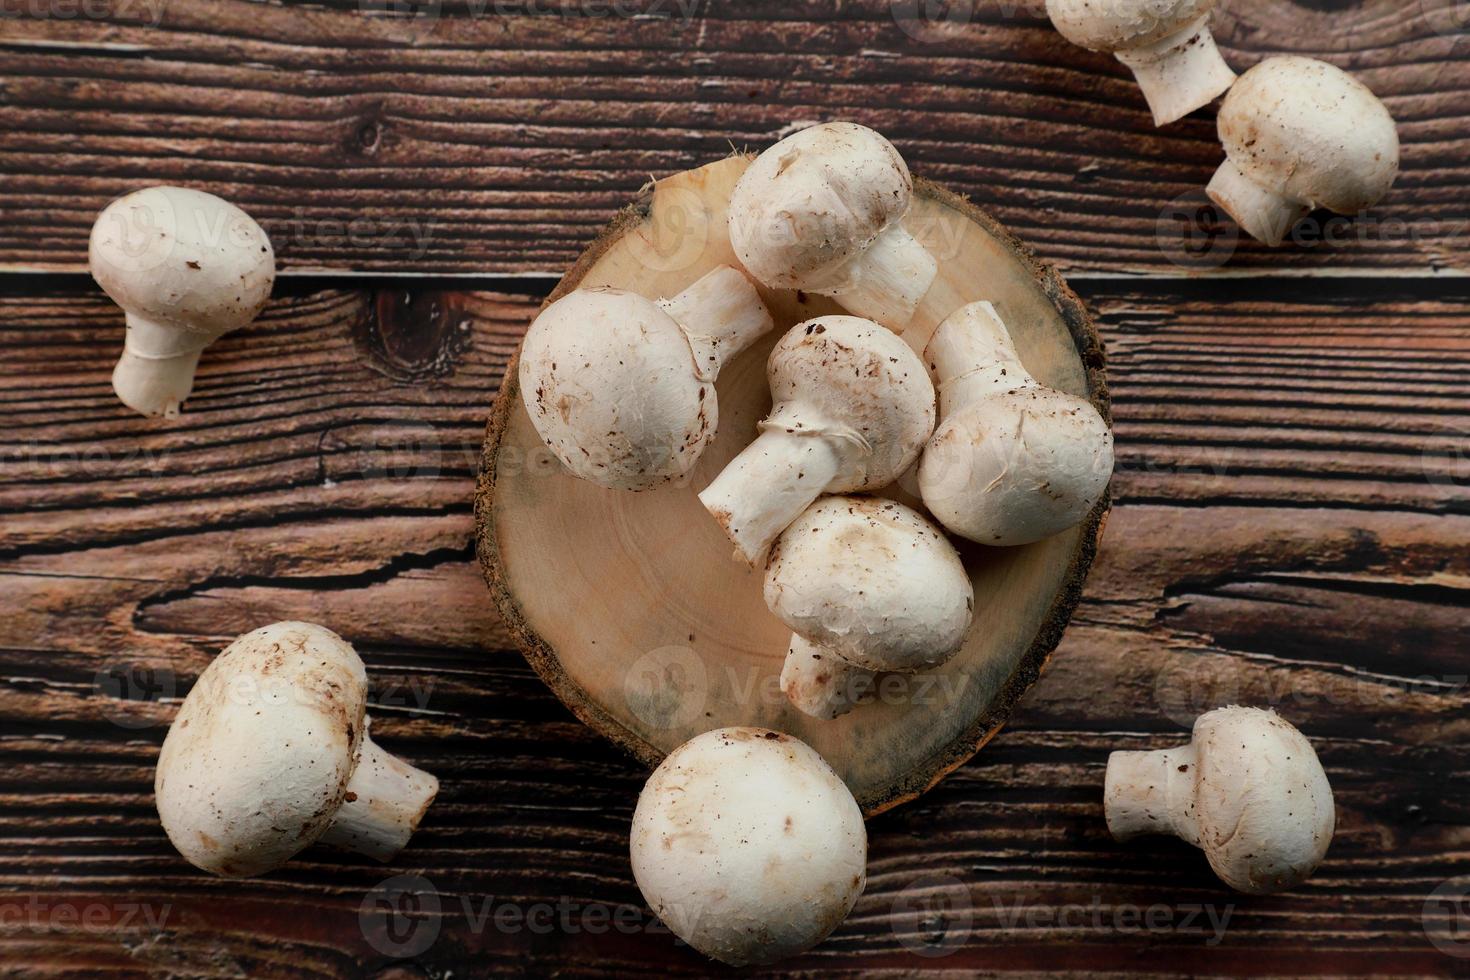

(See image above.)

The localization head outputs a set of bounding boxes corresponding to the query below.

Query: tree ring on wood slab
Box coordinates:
[474,156,1110,817]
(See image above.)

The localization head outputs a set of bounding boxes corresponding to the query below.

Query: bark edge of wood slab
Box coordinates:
[474,156,1110,816]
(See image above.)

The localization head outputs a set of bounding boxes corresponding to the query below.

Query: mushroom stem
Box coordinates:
[825,223,938,330]
[925,300,1033,413]
[698,428,846,566]
[319,732,440,862]
[659,266,774,380]
[111,314,214,418]
[1103,743,1201,844]
[780,635,868,720]
[1114,15,1236,126]
[1207,159,1311,248]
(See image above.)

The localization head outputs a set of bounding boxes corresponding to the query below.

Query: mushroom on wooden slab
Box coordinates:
[919,301,1113,546]
[519,266,773,491]
[769,496,974,719]
[698,314,936,566]
[729,121,938,331]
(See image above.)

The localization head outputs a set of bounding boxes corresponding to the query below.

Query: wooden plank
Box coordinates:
[0,0,1466,277]
[0,278,1466,974]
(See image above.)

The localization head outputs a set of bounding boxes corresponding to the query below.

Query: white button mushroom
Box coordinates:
[767,496,973,719]
[698,314,936,565]
[728,122,938,330]
[1105,706,1335,895]
[918,301,1112,547]
[630,727,867,965]
[89,186,275,418]
[1207,56,1401,246]
[519,267,774,491]
[1045,0,1236,126]
[154,622,438,878]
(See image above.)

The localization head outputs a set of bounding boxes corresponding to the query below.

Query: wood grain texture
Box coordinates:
[1,276,1467,976]
[1,0,1466,277]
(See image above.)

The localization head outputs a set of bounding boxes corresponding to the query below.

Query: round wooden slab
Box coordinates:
[475,156,1110,816]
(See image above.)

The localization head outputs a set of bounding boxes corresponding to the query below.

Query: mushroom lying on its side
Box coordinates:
[1105,706,1335,894]
[919,301,1112,546]
[155,622,438,878]
[520,268,773,491]
[768,496,974,719]
[90,186,276,418]
[698,315,936,566]
[1045,0,1236,126]
[729,121,938,331]
[1208,56,1400,246]
[630,727,867,966]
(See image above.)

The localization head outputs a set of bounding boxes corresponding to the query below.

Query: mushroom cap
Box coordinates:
[154,622,368,877]
[89,185,275,338]
[1190,706,1335,895]
[519,287,714,490]
[919,386,1113,546]
[729,122,913,291]
[1045,0,1215,52]
[766,315,935,492]
[1218,56,1400,215]
[765,496,972,672]
[630,727,867,966]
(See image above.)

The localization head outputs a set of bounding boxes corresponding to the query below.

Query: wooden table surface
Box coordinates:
[3,1,1469,976]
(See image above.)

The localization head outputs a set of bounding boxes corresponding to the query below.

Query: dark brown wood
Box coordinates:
[2,277,1467,976]
[0,0,1465,276]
